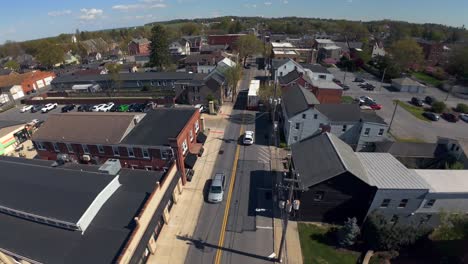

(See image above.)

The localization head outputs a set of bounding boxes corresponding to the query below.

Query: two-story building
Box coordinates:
[169,40,191,56]
[128,38,151,56]
[32,109,204,184]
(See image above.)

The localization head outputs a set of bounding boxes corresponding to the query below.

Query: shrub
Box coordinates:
[455,103,468,114]
[337,217,360,247]
[279,142,287,149]
[431,101,446,113]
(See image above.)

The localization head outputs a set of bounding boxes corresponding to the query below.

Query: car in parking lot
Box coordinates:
[369,103,382,110]
[61,104,75,113]
[208,173,225,203]
[460,114,468,123]
[78,104,93,112]
[128,103,146,112]
[354,77,365,83]
[118,104,130,112]
[41,103,58,113]
[357,96,375,104]
[243,131,254,145]
[425,96,436,105]
[99,102,115,112]
[20,105,33,113]
[92,103,107,112]
[411,97,424,107]
[423,112,440,121]
[342,85,350,91]
[442,112,459,123]
[30,104,44,113]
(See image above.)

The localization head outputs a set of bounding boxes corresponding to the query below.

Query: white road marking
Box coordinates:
[256,226,274,230]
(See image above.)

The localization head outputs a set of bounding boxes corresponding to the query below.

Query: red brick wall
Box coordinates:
[128,42,150,55]
[21,72,55,94]
[208,35,242,46]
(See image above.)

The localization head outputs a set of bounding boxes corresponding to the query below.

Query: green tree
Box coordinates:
[106,63,122,94]
[445,161,465,170]
[431,101,446,113]
[36,41,64,68]
[447,46,468,79]
[258,82,280,102]
[456,103,468,113]
[389,39,424,70]
[149,25,170,69]
[223,65,242,101]
[180,23,201,36]
[234,34,262,67]
[4,60,20,71]
[337,217,360,248]
[229,20,243,34]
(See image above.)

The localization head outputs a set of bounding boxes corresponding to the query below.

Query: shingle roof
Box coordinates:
[360,110,387,124]
[282,84,319,117]
[271,59,290,70]
[122,108,197,146]
[392,77,425,87]
[131,38,151,45]
[316,104,361,122]
[32,112,140,144]
[292,133,369,189]
[374,141,446,158]
[356,153,430,189]
[300,63,330,74]
[0,71,35,88]
[414,170,468,193]
[279,70,301,85]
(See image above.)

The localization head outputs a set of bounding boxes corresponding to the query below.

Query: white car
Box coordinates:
[20,105,33,113]
[358,96,375,103]
[243,131,254,145]
[460,114,468,123]
[92,103,107,112]
[41,103,58,113]
[99,102,115,112]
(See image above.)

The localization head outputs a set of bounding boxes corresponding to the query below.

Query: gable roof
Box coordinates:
[356,153,430,189]
[315,104,361,122]
[282,84,319,117]
[300,63,330,74]
[375,141,446,158]
[360,110,387,124]
[0,71,36,88]
[271,59,290,70]
[279,69,301,85]
[292,133,369,189]
[392,77,425,87]
[32,112,140,144]
[130,38,150,45]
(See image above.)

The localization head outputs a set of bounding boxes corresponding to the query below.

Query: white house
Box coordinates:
[169,40,191,56]
[372,41,386,58]
[272,58,334,82]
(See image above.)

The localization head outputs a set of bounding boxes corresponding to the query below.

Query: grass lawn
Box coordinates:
[298,223,361,264]
[412,72,444,87]
[394,100,429,122]
[389,131,427,143]
[341,96,354,104]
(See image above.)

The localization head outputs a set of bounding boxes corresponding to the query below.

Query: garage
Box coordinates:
[392,77,426,93]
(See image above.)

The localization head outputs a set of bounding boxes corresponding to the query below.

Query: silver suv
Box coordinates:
[208,173,225,203]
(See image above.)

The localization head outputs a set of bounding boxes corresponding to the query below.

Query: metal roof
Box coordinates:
[414,169,468,193]
[356,153,430,189]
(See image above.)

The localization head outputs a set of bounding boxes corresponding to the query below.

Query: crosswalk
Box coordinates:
[257,146,270,164]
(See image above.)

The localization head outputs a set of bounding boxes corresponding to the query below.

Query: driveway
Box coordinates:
[328,68,468,142]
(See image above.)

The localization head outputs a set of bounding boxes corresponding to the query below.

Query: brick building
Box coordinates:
[128,38,151,56]
[32,109,204,184]
[0,70,55,95]
[207,34,245,48]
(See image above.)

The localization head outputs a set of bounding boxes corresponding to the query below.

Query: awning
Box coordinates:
[184,153,198,169]
[197,132,207,144]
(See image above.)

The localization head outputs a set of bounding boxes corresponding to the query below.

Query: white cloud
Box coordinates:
[112,0,167,11]
[244,3,257,8]
[112,4,144,10]
[48,10,72,17]
[79,8,104,20]
[264,2,272,5]
[282,0,289,4]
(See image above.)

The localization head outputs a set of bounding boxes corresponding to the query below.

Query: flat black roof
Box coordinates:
[51,72,207,84]
[0,156,165,264]
[122,108,197,146]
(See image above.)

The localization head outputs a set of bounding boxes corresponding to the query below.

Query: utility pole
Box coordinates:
[379,67,387,92]
[343,68,347,84]
[388,99,399,133]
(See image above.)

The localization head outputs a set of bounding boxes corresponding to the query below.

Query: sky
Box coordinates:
[1,0,467,43]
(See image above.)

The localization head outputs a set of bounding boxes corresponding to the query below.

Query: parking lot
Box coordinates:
[0,104,64,124]
[328,68,468,142]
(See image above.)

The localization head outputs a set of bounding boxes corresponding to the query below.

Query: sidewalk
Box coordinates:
[270,146,303,264]
[147,103,233,264]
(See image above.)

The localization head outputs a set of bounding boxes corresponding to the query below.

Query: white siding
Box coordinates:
[284,107,328,145]
[417,193,468,214]
[356,122,388,151]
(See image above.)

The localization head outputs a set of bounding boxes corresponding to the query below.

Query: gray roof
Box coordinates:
[316,104,361,122]
[131,38,150,45]
[375,141,446,158]
[292,133,369,189]
[282,84,319,117]
[392,77,425,87]
[0,120,24,129]
[301,63,331,74]
[360,110,387,124]
[279,70,301,85]
[356,152,430,189]
[271,59,290,70]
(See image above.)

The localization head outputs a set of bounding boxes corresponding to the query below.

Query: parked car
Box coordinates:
[208,173,225,203]
[425,96,437,105]
[30,104,44,113]
[195,104,208,113]
[460,114,468,123]
[61,104,75,113]
[342,85,350,91]
[442,112,459,123]
[333,78,342,85]
[20,105,33,113]
[109,104,120,112]
[243,131,254,145]
[369,103,382,110]
[354,77,365,83]
[27,119,40,126]
[129,103,146,112]
[92,103,107,112]
[99,102,115,112]
[363,84,375,91]
[41,103,58,113]
[78,104,93,112]
[358,96,375,104]
[411,97,424,107]
[423,112,440,121]
[118,104,130,112]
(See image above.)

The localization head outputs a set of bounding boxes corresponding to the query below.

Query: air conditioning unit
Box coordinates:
[82,155,91,161]
[98,159,122,175]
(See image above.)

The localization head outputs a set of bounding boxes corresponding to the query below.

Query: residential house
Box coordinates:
[207,34,245,49]
[415,38,448,66]
[32,109,205,184]
[318,45,342,63]
[182,36,206,52]
[200,44,229,54]
[270,42,316,63]
[183,52,226,73]
[64,51,80,65]
[438,137,468,168]
[128,38,151,56]
[16,54,36,69]
[175,74,225,105]
[392,77,426,93]
[0,155,183,264]
[86,52,102,63]
[80,38,110,55]
[0,70,55,98]
[335,41,363,58]
[169,40,191,56]
[313,39,336,50]
[372,41,386,58]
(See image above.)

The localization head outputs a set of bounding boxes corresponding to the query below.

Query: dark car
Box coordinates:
[354,77,365,83]
[30,104,44,113]
[61,104,75,113]
[423,112,440,121]
[363,83,375,91]
[109,104,121,112]
[442,112,459,123]
[129,103,146,112]
[411,97,424,107]
[425,96,436,105]
[342,85,350,91]
[78,104,93,112]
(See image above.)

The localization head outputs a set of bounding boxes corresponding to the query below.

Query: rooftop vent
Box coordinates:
[98,159,122,175]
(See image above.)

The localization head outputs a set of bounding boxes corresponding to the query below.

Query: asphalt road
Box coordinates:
[329,68,468,142]
[185,68,275,264]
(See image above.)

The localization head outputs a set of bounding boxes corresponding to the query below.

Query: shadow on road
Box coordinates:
[254,112,271,147]
[248,170,274,219]
[233,91,247,110]
[228,113,255,125]
[176,235,275,262]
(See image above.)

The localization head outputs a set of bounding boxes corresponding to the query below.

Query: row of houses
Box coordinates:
[0,71,56,106]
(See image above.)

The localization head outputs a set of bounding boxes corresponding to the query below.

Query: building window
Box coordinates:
[364,128,371,136]
[161,149,171,160]
[163,81,167,86]
[313,191,324,201]
[398,199,409,208]
[82,144,90,154]
[319,75,326,79]
[295,123,300,129]
[36,142,46,151]
[302,113,306,119]
[189,130,194,142]
[66,143,74,153]
[97,145,104,154]
[424,199,436,208]
[314,114,318,119]
[451,144,456,151]
[389,215,399,224]
[293,136,298,141]
[127,147,135,157]
[380,199,391,208]
[342,125,347,132]
[53,143,60,152]
[182,139,188,155]
[112,146,120,156]
[142,148,150,159]
[195,120,200,133]
[378,128,385,136]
